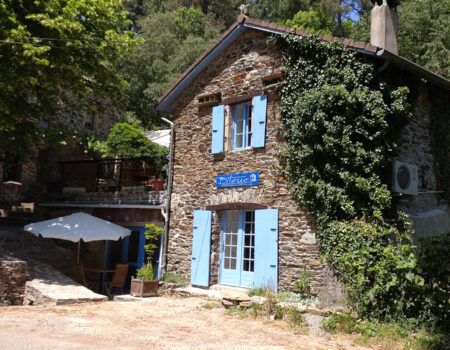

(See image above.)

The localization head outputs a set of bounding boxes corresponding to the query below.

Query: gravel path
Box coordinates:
[0,296,374,350]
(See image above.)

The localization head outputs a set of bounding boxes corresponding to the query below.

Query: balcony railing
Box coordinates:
[43,157,166,206]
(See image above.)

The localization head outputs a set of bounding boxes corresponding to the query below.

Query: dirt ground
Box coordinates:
[0,296,373,350]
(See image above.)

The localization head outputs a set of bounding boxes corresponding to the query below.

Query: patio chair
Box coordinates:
[104,263,129,298]
[73,263,96,289]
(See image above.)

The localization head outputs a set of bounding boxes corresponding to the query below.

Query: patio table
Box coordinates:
[85,268,115,293]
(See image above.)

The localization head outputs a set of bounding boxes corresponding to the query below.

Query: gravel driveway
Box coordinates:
[0,296,372,350]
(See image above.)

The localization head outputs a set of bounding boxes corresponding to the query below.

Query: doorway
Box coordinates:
[219,210,255,288]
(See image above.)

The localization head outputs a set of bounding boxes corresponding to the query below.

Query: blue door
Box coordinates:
[220,210,256,288]
[121,226,146,270]
[191,210,212,287]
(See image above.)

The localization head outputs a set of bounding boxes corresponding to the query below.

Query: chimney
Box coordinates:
[370,0,400,54]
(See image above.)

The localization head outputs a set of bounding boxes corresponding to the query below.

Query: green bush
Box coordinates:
[161,271,187,286]
[417,233,450,330]
[136,263,155,281]
[291,267,311,294]
[104,122,167,158]
[144,224,163,260]
[275,33,450,323]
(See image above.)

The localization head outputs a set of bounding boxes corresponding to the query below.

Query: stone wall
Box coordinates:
[166,27,447,304]
[0,258,27,306]
[397,93,450,238]
[167,29,342,303]
[0,93,122,201]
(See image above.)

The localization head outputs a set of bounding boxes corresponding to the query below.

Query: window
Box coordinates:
[221,210,255,273]
[85,113,94,130]
[211,96,267,155]
[232,102,252,150]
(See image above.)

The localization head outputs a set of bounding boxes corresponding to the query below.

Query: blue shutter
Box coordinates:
[191,210,212,287]
[211,104,225,154]
[252,95,267,148]
[254,208,278,291]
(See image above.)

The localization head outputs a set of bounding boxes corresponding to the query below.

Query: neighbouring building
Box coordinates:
[156,3,450,305]
[0,94,167,283]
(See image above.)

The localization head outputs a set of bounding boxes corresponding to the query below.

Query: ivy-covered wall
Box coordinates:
[277,33,449,326]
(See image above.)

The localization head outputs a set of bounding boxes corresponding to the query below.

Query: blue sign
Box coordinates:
[216,172,259,188]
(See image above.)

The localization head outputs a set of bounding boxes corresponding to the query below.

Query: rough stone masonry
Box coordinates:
[165,27,446,306]
[0,258,27,306]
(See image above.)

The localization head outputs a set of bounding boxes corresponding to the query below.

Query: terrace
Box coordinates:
[42,157,166,208]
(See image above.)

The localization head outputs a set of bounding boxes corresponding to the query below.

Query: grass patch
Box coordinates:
[160,271,187,286]
[322,313,449,350]
[248,287,269,297]
[200,301,221,310]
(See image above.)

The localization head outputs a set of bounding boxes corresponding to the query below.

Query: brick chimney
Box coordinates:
[370,0,400,54]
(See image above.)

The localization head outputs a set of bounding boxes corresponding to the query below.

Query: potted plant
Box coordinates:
[130,224,163,297]
[150,156,166,191]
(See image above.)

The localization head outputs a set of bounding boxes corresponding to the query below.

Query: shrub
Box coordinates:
[291,267,311,294]
[161,271,187,286]
[136,263,155,281]
[104,122,167,158]
[144,224,164,260]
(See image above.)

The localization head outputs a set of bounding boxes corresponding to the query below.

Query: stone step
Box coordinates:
[24,263,108,306]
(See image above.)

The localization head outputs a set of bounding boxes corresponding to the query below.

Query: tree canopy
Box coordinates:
[120,6,219,128]
[0,0,136,159]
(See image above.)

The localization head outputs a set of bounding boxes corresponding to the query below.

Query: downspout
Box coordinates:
[157,117,174,279]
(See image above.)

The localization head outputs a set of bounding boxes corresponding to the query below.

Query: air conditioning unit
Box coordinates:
[392,160,418,196]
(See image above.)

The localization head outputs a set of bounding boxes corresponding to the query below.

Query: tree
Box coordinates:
[285,8,334,34]
[0,0,136,161]
[349,0,450,79]
[398,0,450,79]
[104,122,167,158]
[120,7,219,128]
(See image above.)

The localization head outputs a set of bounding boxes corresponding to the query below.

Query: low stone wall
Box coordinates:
[0,258,27,306]
[0,181,21,204]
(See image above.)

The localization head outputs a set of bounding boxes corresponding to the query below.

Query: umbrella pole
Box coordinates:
[77,241,80,264]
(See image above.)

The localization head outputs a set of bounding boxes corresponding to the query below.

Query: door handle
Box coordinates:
[192,257,197,260]
[270,265,276,268]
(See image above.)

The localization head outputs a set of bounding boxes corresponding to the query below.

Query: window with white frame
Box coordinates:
[232,101,252,150]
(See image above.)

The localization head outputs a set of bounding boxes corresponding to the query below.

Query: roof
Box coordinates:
[145,129,171,148]
[157,14,450,113]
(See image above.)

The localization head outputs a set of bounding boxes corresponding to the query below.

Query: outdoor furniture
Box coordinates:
[104,264,129,298]
[85,267,116,293]
[73,263,96,289]
[24,212,131,264]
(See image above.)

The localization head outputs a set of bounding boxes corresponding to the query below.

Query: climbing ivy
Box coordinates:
[276,34,436,322]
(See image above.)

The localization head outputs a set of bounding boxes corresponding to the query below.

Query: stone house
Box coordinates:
[157,4,449,303]
[0,93,122,203]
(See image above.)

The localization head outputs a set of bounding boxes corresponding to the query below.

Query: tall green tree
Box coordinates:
[398,0,450,79]
[121,7,219,128]
[350,0,450,79]
[0,0,136,160]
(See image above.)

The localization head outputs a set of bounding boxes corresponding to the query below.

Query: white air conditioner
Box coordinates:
[392,160,418,196]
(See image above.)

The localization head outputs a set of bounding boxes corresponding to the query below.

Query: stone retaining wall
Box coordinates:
[0,258,27,306]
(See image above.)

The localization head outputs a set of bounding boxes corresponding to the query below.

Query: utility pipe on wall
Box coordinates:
[157,117,174,279]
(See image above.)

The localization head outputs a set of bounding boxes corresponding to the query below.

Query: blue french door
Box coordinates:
[220,210,256,288]
[121,226,146,270]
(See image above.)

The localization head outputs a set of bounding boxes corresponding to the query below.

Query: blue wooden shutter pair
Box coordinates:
[254,208,278,291]
[191,210,212,287]
[252,95,267,148]
[211,96,267,154]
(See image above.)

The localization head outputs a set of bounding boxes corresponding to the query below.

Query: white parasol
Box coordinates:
[24,212,131,263]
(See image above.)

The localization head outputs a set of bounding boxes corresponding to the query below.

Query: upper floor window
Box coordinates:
[232,102,252,150]
[211,95,267,155]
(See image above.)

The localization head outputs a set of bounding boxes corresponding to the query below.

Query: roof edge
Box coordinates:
[157,16,450,113]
